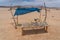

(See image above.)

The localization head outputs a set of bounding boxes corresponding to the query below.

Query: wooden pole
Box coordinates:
[43,0,48,32]
[17,15,18,25]
[10,8,17,29]
[39,11,41,22]
[9,0,17,29]
[43,0,47,22]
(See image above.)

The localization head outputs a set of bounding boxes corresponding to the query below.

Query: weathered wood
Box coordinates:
[44,26,48,32]
[22,26,44,30]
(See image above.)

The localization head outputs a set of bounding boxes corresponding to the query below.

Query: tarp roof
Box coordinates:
[14,8,41,16]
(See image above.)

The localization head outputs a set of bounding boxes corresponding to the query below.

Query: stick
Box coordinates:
[10,8,17,29]
[39,12,42,22]
[43,0,47,22]
[17,15,18,25]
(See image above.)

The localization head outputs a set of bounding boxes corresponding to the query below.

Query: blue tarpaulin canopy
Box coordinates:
[14,8,41,16]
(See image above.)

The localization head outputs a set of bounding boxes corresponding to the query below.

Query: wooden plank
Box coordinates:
[22,26,44,30]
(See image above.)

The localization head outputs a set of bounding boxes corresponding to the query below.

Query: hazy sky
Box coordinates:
[0,0,60,7]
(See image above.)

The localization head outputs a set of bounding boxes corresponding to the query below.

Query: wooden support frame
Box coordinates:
[17,15,18,25]
[10,8,17,29]
[43,0,47,22]
[19,25,48,35]
[44,26,48,32]
[39,11,42,22]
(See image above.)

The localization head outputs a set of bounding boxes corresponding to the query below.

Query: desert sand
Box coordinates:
[0,7,60,40]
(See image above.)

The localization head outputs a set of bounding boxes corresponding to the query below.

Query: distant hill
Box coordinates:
[0,6,60,10]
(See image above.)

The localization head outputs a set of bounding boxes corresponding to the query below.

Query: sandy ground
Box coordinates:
[0,8,60,40]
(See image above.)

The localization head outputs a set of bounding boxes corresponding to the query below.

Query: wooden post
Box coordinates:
[46,26,48,32]
[17,15,18,25]
[9,1,17,29]
[10,8,17,29]
[44,26,48,32]
[39,12,41,22]
[43,0,47,22]
[43,0,48,32]
[20,27,23,36]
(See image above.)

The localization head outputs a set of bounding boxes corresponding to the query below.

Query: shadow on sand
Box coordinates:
[22,28,48,35]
